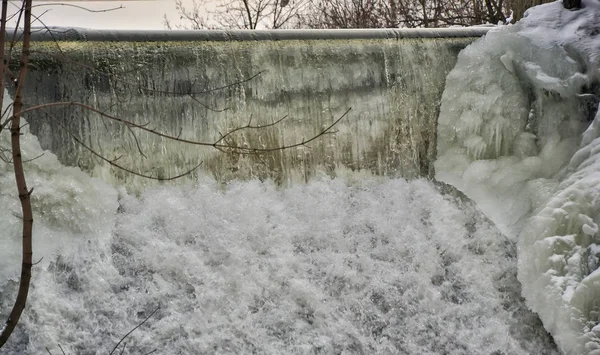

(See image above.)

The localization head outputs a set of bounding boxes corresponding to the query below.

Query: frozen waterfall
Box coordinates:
[436,1,600,353]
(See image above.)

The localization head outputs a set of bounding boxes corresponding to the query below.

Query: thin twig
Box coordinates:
[30,3,123,13]
[16,102,351,154]
[188,94,230,112]
[215,114,289,145]
[42,109,202,181]
[22,152,44,163]
[6,1,25,65]
[125,124,147,159]
[109,306,160,355]
[29,9,50,27]
[255,153,279,173]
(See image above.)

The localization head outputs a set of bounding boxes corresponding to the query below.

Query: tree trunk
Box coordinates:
[0,0,34,348]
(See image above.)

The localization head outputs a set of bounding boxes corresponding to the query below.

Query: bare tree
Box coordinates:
[300,0,384,29]
[0,0,34,347]
[169,0,552,30]
[388,0,507,28]
[300,0,482,29]
[300,0,553,29]
[165,0,308,29]
[165,0,210,29]
[509,0,552,20]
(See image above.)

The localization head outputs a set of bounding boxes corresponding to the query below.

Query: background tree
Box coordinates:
[301,0,541,29]
[170,0,554,29]
[300,0,384,29]
[165,0,309,29]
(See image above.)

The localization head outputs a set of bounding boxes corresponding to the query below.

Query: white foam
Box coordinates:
[7,177,558,354]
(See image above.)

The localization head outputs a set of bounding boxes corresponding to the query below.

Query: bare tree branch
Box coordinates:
[167,0,308,29]
[108,306,160,355]
[42,107,204,181]
[30,2,124,13]
[14,101,351,154]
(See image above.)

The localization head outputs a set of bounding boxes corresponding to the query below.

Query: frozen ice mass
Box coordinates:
[437,0,600,353]
[1,1,600,354]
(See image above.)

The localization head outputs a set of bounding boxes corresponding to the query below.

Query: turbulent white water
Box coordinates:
[436,1,600,354]
[0,127,559,353]
[0,97,557,352]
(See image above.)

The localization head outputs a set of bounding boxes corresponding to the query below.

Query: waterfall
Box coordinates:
[0,24,577,354]
[17,30,479,188]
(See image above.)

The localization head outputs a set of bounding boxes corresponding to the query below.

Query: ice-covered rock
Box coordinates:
[436,1,600,353]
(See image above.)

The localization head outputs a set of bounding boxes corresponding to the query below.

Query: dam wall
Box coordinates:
[11,27,488,186]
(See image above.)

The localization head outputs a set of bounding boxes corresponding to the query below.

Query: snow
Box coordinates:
[436,0,600,353]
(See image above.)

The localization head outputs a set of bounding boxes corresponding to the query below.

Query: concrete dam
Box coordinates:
[14,27,488,186]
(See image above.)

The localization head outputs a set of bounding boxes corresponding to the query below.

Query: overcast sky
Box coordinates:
[26,0,204,30]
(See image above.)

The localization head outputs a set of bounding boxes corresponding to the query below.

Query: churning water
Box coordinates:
[0,129,557,353]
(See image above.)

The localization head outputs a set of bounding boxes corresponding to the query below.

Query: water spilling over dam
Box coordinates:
[15,27,486,186]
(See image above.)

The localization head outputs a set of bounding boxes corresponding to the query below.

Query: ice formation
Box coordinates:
[436,1,600,353]
[0,90,118,286]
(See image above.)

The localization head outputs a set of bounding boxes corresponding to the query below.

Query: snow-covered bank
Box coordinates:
[436,1,600,353]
